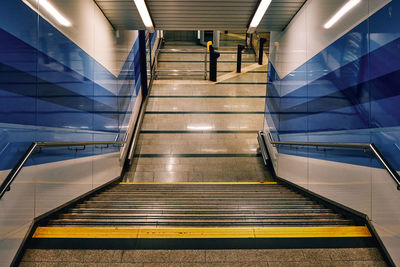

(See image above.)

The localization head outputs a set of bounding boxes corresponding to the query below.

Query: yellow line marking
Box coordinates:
[119,182,278,185]
[254,226,371,238]
[33,226,371,239]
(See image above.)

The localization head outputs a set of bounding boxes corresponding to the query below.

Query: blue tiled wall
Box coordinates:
[266,1,400,169]
[0,0,141,173]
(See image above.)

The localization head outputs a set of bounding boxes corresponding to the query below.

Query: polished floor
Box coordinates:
[124,43,271,183]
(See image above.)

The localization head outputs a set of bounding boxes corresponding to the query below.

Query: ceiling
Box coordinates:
[94,0,306,31]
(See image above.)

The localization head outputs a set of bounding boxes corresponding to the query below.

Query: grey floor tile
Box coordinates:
[222,74,268,84]
[142,264,208,267]
[141,114,264,132]
[323,261,387,267]
[301,249,332,262]
[82,250,124,263]
[21,249,83,262]
[151,83,267,97]
[153,172,189,182]
[135,164,194,172]
[142,264,181,267]
[24,263,79,267]
[122,250,170,263]
[257,249,305,262]
[146,98,265,112]
[187,172,203,182]
[124,155,273,182]
[205,249,259,262]
[267,262,322,267]
[166,250,206,263]
[21,263,92,267]
[18,262,37,267]
[204,263,268,267]
[328,248,383,261]
[133,172,154,182]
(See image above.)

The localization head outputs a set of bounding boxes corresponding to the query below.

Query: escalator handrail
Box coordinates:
[259,131,400,190]
[0,141,124,199]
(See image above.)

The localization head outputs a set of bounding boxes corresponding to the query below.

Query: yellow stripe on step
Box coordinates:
[33,226,371,239]
[119,182,278,185]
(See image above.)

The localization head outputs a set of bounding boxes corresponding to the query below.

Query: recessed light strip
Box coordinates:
[38,0,71,27]
[22,0,72,27]
[134,0,155,32]
[247,0,272,33]
[324,0,361,29]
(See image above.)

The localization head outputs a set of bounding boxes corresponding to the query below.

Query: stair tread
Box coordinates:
[43,183,357,229]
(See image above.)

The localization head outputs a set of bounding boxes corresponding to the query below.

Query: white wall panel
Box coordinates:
[34,155,95,216]
[115,30,140,76]
[24,0,138,77]
[0,167,34,239]
[305,0,369,67]
[277,153,308,187]
[93,152,121,187]
[308,157,372,216]
[270,6,307,81]
[0,152,120,266]
[371,168,400,234]
[0,222,31,267]
[373,223,400,266]
[270,0,392,79]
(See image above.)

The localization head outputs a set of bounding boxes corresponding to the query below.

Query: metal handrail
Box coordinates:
[258,131,400,190]
[152,37,163,80]
[0,141,124,199]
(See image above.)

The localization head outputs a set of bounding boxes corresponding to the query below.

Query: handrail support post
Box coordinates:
[204,47,208,80]
[258,38,267,65]
[237,44,245,73]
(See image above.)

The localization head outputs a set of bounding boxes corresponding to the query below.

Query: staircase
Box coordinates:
[155,38,259,79]
[43,183,355,227]
[20,182,387,266]
[18,36,388,266]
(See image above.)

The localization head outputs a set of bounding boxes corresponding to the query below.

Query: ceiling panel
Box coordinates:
[94,0,306,31]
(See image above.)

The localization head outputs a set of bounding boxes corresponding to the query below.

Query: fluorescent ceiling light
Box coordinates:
[324,0,361,29]
[134,0,154,32]
[248,0,272,33]
[38,0,71,27]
